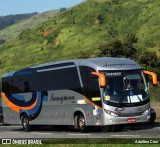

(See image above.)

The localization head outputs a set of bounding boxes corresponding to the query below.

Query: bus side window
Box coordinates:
[79,66,93,98]
[90,77,102,107]
[2,78,12,94]
[90,77,100,97]
[13,76,23,93]
[24,81,31,92]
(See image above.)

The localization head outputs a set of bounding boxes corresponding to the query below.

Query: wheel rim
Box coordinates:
[22,116,29,130]
[78,116,85,129]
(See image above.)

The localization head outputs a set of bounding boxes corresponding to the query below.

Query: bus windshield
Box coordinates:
[103,70,149,105]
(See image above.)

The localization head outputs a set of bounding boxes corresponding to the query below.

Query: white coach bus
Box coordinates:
[1,57,158,132]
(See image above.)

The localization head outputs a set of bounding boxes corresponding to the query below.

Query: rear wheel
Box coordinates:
[21,114,31,131]
[77,114,87,133]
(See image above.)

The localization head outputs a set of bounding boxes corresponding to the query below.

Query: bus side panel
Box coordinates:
[2,96,20,124]
[1,65,102,126]
[30,105,64,125]
[1,92,41,125]
[30,90,91,125]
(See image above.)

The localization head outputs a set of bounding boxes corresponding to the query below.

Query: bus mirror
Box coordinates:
[143,70,158,86]
[91,72,106,87]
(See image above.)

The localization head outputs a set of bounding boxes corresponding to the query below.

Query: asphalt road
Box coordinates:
[0,122,160,139]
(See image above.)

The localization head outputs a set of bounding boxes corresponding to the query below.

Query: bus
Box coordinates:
[1,57,158,132]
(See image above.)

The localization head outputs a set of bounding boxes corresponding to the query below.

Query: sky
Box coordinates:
[0,0,85,16]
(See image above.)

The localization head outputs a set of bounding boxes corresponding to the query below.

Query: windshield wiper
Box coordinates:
[133,89,143,102]
[137,95,142,102]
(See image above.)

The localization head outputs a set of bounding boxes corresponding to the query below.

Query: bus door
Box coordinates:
[90,74,103,126]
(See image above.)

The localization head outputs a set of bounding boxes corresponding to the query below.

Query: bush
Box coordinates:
[98,33,138,58]
[139,51,158,68]
[98,39,123,57]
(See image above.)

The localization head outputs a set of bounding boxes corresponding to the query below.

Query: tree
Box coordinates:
[139,51,158,68]
[126,33,138,46]
[98,34,138,58]
[98,39,123,57]
[122,44,137,57]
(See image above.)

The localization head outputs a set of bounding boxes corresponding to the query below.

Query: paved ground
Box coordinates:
[0,122,160,139]
[0,105,160,143]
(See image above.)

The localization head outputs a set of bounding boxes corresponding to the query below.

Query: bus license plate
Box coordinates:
[128,118,136,122]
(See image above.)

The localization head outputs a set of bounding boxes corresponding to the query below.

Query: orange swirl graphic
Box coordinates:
[2,92,38,112]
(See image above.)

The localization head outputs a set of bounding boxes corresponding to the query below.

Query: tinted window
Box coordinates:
[36,67,81,91]
[2,67,81,94]
[2,73,36,93]
[80,66,101,107]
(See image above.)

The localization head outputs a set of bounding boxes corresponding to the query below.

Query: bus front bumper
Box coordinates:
[103,113,150,125]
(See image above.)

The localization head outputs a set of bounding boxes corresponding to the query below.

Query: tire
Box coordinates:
[149,109,156,124]
[77,114,87,133]
[21,114,31,131]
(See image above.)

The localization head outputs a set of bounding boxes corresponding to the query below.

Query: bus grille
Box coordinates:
[118,112,142,117]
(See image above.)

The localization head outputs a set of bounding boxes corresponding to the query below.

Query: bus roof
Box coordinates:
[2,57,141,77]
[80,57,141,71]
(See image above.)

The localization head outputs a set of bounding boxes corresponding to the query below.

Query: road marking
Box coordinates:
[3,131,53,135]
[68,133,91,136]
[32,132,53,135]
[111,135,141,137]
[0,126,21,127]
[4,132,20,133]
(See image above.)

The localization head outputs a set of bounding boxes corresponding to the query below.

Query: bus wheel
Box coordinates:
[77,114,87,133]
[149,108,156,124]
[21,114,31,131]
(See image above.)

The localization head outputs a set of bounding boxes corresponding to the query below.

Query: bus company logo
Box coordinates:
[50,94,75,104]
[115,107,125,112]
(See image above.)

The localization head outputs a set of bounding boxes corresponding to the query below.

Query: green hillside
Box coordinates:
[0,10,59,40]
[0,12,37,30]
[0,0,160,76]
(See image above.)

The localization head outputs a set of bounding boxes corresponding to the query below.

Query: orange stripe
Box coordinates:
[84,96,102,110]
[2,92,38,112]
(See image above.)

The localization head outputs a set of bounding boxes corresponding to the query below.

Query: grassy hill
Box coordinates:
[0,10,60,40]
[0,0,160,76]
[0,12,37,30]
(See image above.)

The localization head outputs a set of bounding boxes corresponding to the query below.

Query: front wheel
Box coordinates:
[149,108,156,124]
[77,114,87,133]
[21,114,31,131]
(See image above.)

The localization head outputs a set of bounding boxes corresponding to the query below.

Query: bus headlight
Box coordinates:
[104,109,118,117]
[142,108,150,115]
